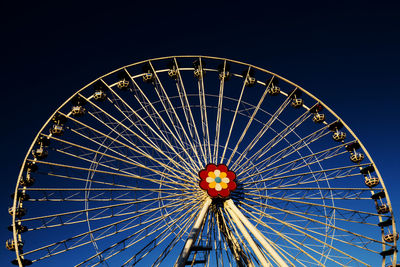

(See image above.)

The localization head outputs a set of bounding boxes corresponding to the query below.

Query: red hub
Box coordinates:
[199,164,237,198]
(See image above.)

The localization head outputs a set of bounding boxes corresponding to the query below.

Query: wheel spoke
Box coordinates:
[220,66,249,164]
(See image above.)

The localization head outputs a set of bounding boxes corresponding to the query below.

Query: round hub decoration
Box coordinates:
[199,164,237,198]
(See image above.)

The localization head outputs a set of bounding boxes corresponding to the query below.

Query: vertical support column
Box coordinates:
[225,199,289,267]
[216,207,254,267]
[225,202,271,267]
[175,198,212,267]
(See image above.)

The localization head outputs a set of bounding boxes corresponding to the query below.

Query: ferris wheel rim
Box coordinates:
[10,55,397,266]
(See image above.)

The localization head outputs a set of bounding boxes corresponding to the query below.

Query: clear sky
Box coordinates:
[1,1,399,266]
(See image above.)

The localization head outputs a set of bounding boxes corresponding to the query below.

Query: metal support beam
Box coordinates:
[215,208,254,267]
[175,198,212,267]
[225,199,289,267]
[216,207,254,267]
[225,201,271,267]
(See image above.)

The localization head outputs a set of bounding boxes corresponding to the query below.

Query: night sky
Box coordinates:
[1,1,400,266]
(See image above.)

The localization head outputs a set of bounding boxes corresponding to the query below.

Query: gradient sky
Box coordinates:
[1,1,399,266]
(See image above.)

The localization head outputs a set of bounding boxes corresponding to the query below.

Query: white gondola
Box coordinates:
[245,76,256,86]
[32,147,48,159]
[291,98,303,108]
[8,207,26,217]
[219,70,230,80]
[168,68,178,79]
[350,152,364,163]
[93,90,107,101]
[333,130,346,141]
[312,113,325,123]
[117,78,130,89]
[377,204,390,214]
[194,68,205,79]
[268,85,280,96]
[6,239,23,251]
[142,72,154,83]
[71,106,85,117]
[50,124,64,136]
[365,177,380,187]
[384,233,399,243]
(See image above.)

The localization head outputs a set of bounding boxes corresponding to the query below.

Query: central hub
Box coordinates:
[199,164,237,198]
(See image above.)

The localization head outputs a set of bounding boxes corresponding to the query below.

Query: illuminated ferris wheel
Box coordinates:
[7,56,398,266]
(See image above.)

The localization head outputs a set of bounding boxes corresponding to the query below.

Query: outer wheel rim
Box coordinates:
[9,55,397,266]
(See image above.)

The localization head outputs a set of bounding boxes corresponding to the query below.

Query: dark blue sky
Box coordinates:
[1,1,400,265]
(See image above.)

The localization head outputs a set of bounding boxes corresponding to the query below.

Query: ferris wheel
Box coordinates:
[7,56,398,267]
